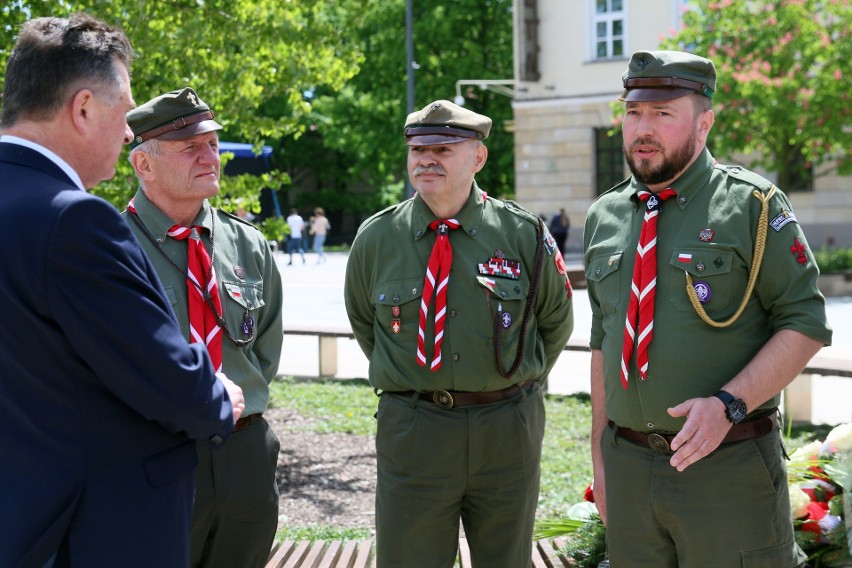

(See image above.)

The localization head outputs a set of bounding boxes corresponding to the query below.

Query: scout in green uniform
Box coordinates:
[344,100,574,567]
[122,88,284,568]
[584,51,832,567]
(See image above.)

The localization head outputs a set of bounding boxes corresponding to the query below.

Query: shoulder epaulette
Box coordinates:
[501,199,544,227]
[358,201,405,231]
[594,177,632,202]
[716,164,774,192]
[217,208,258,228]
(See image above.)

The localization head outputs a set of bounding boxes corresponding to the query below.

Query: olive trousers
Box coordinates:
[190,416,280,568]
[375,383,545,568]
[601,422,807,567]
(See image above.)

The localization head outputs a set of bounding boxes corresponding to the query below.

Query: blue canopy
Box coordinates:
[218,141,272,158]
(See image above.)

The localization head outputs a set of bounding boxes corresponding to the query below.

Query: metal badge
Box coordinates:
[692,280,712,304]
[233,265,246,280]
[432,390,454,409]
[647,433,671,453]
[392,306,400,317]
[391,318,401,334]
[696,262,706,272]
[699,228,714,242]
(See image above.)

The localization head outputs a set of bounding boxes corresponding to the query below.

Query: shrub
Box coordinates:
[813,247,852,274]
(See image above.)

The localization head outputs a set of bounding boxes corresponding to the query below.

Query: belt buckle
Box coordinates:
[647,433,671,453]
[432,390,454,409]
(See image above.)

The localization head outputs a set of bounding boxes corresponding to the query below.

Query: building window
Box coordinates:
[592,0,625,59]
[595,127,625,195]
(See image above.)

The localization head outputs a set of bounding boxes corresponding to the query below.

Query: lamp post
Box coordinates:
[404,0,415,199]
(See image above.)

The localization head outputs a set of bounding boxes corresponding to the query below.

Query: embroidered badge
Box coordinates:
[543,233,557,256]
[500,311,513,329]
[477,256,521,280]
[391,319,401,334]
[790,237,808,265]
[554,249,567,275]
[771,210,798,232]
[714,256,724,269]
[698,228,714,242]
[692,280,712,304]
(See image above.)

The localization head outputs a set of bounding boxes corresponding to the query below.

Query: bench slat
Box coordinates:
[281,541,312,568]
[266,541,297,568]
[351,540,373,568]
[316,541,344,568]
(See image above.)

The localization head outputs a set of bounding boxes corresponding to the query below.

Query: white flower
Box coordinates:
[789,484,811,519]
[790,440,823,465]
[825,422,852,452]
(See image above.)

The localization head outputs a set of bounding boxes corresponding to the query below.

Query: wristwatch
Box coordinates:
[714,390,748,424]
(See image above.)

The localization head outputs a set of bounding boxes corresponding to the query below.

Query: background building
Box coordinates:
[512,0,852,252]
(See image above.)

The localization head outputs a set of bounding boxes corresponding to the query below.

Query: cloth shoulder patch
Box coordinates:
[770,210,798,232]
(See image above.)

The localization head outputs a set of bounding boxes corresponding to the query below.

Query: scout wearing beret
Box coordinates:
[584,50,831,566]
[122,87,285,568]
[344,99,574,567]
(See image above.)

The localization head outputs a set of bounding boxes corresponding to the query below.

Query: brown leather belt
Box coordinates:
[609,415,777,454]
[234,413,262,432]
[396,379,536,409]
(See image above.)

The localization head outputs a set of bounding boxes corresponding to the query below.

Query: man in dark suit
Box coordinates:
[0,13,245,568]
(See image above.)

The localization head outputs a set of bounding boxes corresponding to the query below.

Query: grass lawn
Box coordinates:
[270,377,833,543]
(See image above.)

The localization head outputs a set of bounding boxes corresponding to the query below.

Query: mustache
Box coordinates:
[413,165,447,176]
[629,137,663,153]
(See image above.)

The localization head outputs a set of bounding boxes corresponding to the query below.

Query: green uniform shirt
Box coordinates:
[122,189,283,415]
[584,148,832,432]
[344,183,574,392]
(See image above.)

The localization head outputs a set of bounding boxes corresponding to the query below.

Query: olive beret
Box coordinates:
[127,87,222,149]
[404,100,492,146]
[620,50,716,102]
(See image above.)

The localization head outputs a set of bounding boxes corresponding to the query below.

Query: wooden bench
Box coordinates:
[266,540,373,568]
[267,537,573,568]
[282,326,850,423]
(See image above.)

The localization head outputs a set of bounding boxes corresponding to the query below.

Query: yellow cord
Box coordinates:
[685,185,778,328]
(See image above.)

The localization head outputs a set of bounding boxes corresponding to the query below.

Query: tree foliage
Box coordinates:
[661,0,852,189]
[280,0,516,220]
[0,0,366,209]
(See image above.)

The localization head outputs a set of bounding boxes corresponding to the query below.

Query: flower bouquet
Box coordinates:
[534,483,608,568]
[788,422,852,567]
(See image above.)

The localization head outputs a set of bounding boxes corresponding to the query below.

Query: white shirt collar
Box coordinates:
[0,135,85,191]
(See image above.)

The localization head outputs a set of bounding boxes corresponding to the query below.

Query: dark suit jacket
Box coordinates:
[0,142,235,567]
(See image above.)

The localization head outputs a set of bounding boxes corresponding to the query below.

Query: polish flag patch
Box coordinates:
[677,253,693,263]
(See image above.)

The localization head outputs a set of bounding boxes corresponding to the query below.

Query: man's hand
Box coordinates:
[667,397,731,472]
[216,372,245,423]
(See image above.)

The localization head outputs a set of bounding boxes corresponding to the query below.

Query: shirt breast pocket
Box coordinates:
[222,281,265,343]
[585,251,624,315]
[373,278,423,342]
[668,248,734,313]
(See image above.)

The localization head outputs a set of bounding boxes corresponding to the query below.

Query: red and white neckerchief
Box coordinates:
[417,219,460,371]
[128,199,223,372]
[620,188,676,388]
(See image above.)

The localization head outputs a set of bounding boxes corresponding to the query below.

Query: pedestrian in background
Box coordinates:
[0,14,241,567]
[549,207,570,254]
[345,99,574,567]
[310,206,331,262]
[584,50,832,566]
[124,87,284,568]
[286,207,306,265]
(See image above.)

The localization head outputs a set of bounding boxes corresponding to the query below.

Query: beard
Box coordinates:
[625,130,698,186]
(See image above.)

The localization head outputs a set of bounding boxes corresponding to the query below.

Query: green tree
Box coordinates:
[280,0,516,221]
[661,0,852,190]
[0,0,366,209]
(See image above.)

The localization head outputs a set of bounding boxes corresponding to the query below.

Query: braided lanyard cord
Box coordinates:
[685,185,778,328]
[492,219,545,379]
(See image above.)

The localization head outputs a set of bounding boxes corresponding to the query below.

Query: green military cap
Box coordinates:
[620,50,716,102]
[127,87,222,149]
[404,99,492,146]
